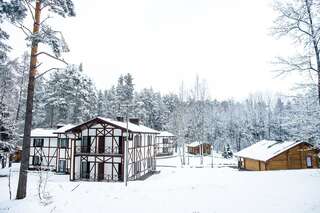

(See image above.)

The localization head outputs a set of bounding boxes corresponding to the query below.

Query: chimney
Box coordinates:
[56,123,64,129]
[116,117,124,122]
[129,118,140,125]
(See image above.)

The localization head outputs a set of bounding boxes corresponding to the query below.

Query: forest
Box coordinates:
[1,51,320,152]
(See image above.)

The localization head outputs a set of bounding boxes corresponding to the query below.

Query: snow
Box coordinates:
[157,131,175,137]
[234,140,304,162]
[66,117,160,134]
[187,141,210,148]
[53,124,75,134]
[1,157,319,213]
[30,128,57,137]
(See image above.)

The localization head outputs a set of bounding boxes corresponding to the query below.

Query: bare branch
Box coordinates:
[22,0,35,22]
[36,67,62,79]
[13,22,32,36]
[35,52,68,65]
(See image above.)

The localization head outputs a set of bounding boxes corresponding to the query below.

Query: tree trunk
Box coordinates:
[16,0,42,200]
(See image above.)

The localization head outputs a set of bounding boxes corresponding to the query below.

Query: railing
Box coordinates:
[75,146,122,155]
[74,173,120,182]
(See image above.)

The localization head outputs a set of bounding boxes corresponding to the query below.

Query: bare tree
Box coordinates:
[14,0,75,200]
[272,0,320,104]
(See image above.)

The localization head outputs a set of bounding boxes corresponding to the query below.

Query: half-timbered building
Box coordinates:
[29,125,74,174]
[155,131,176,156]
[65,117,159,182]
[235,140,319,171]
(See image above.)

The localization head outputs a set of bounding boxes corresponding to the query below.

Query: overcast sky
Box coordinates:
[7,0,303,100]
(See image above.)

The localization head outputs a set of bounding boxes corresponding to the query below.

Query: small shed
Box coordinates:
[235,140,319,171]
[187,142,212,155]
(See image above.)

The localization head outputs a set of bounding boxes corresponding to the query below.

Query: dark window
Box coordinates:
[32,156,42,166]
[147,135,152,146]
[81,162,90,179]
[58,138,68,148]
[147,158,152,169]
[98,136,105,154]
[58,160,66,172]
[81,136,91,153]
[33,139,44,147]
[134,135,141,148]
[163,138,169,144]
[134,161,141,174]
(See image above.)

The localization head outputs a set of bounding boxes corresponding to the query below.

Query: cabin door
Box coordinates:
[119,136,123,154]
[98,163,104,181]
[98,136,105,154]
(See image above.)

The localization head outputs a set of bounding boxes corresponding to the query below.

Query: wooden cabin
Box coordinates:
[235,140,319,171]
[65,117,159,182]
[155,131,176,156]
[187,142,212,155]
[29,124,74,174]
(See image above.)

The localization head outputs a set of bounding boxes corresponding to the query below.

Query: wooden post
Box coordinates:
[16,0,42,200]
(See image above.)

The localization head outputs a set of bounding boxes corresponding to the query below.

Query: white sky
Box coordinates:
[6,0,303,100]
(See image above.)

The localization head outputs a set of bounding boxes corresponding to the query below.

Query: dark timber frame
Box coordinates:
[68,117,157,182]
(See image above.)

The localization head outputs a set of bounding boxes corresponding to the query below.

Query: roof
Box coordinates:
[53,124,75,134]
[187,141,211,148]
[157,131,175,137]
[66,117,160,134]
[234,140,311,162]
[30,128,56,137]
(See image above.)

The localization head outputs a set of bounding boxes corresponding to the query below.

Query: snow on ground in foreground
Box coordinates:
[0,159,320,213]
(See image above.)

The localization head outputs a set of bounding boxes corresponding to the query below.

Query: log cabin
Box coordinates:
[64,117,159,182]
[235,140,319,171]
[187,142,212,155]
[155,131,176,156]
[29,124,74,174]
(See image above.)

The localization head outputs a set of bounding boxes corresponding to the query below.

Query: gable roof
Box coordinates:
[65,117,160,134]
[234,140,311,162]
[187,141,211,148]
[157,131,175,137]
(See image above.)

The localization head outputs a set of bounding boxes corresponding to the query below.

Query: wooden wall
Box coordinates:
[242,143,319,171]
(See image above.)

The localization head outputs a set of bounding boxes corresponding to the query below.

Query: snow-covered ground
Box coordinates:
[1,156,320,213]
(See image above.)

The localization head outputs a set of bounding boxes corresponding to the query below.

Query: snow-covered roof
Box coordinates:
[53,124,75,134]
[157,131,175,137]
[187,141,211,148]
[66,117,160,134]
[234,140,307,162]
[30,128,56,137]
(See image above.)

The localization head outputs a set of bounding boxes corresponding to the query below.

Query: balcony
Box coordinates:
[75,146,123,155]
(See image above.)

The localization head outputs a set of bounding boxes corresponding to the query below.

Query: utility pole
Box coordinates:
[16,0,42,199]
[124,108,129,187]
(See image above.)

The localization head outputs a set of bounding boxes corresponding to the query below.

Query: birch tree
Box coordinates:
[272,0,320,104]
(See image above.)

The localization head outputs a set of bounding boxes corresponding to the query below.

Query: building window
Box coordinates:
[58,160,66,172]
[134,161,141,174]
[32,156,42,166]
[134,135,141,148]
[163,138,169,145]
[81,161,90,179]
[33,138,44,147]
[58,138,68,148]
[306,156,313,168]
[147,158,152,169]
[147,135,152,146]
[81,136,91,153]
